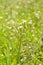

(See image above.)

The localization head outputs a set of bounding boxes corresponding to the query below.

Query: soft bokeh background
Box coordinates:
[0,0,43,65]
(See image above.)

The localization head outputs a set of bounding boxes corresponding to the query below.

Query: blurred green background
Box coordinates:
[0,0,43,65]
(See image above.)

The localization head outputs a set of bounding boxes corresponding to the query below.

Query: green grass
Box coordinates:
[0,0,43,65]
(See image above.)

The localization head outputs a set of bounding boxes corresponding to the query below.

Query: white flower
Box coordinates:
[15,12,18,15]
[22,19,26,23]
[10,37,13,39]
[9,27,12,29]
[1,54,4,56]
[17,64,20,65]
[10,47,12,50]
[32,34,35,37]
[39,64,42,65]
[0,16,3,19]
[7,21,10,24]
[35,37,38,41]
[34,11,40,19]
[7,20,15,24]
[41,24,43,26]
[7,26,12,29]
[32,26,35,29]
[16,5,20,9]
[24,56,27,60]
[31,30,34,32]
[27,0,30,3]
[20,19,27,24]
[10,53,12,56]
[12,11,18,18]
[5,12,8,15]
[19,2,21,5]
[10,20,15,24]
[22,49,25,52]
[22,13,25,15]
[21,58,24,61]
[7,15,11,20]
[28,46,31,49]
[28,20,32,24]
[18,26,23,29]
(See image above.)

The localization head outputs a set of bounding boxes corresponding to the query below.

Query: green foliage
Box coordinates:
[0,0,43,65]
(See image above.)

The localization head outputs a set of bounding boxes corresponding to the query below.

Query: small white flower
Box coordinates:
[10,47,12,50]
[13,29,18,33]
[11,33,14,36]
[24,46,27,48]
[27,0,30,3]
[5,12,8,15]
[34,11,40,19]
[22,49,25,52]
[16,5,20,9]
[1,54,4,56]
[7,20,15,24]
[22,19,26,23]
[41,24,43,26]
[20,19,27,24]
[21,58,24,61]
[35,37,38,41]
[0,16,3,19]
[28,20,32,24]
[39,64,42,65]
[12,11,18,16]
[17,64,20,65]
[31,30,34,32]
[22,13,25,15]
[28,46,31,49]
[32,34,35,37]
[35,31,37,33]
[18,26,23,29]
[10,53,12,56]
[32,26,35,29]
[19,2,21,5]
[24,56,27,60]
[10,37,13,39]
[8,15,11,19]
[7,21,10,24]
[10,20,15,24]
[8,26,12,29]
[15,12,18,15]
